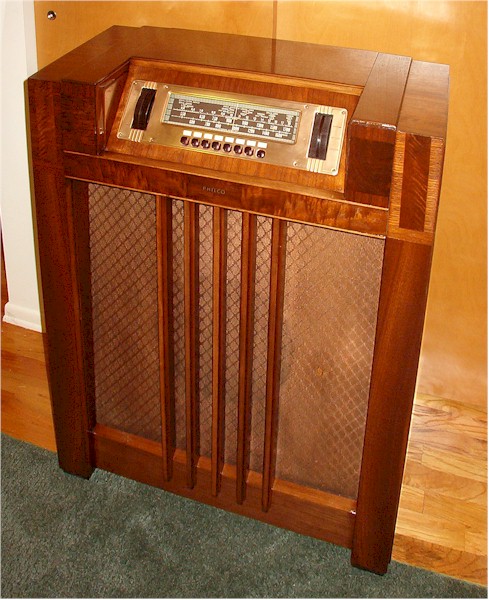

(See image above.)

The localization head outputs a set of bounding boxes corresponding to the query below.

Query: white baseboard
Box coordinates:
[3,302,43,332]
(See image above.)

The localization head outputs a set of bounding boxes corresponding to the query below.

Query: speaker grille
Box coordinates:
[88,184,384,499]
[88,184,161,441]
[277,223,384,498]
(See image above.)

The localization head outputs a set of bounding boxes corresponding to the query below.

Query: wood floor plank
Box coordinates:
[395,506,466,552]
[422,447,487,484]
[423,492,487,533]
[465,529,488,557]
[402,460,487,506]
[393,533,487,586]
[1,389,56,452]
[397,484,425,513]
[413,394,487,441]
[409,428,486,461]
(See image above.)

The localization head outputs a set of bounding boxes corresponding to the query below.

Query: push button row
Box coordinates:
[180,132,267,159]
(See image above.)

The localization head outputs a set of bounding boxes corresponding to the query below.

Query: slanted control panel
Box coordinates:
[117,80,348,175]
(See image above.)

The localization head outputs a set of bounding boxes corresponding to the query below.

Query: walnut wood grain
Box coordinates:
[28,77,94,478]
[236,213,257,504]
[211,207,227,496]
[345,53,412,207]
[388,135,446,244]
[157,196,176,481]
[63,152,388,237]
[262,219,287,512]
[352,238,434,574]
[399,135,431,232]
[184,201,200,489]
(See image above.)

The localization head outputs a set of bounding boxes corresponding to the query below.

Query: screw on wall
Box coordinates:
[47,10,57,20]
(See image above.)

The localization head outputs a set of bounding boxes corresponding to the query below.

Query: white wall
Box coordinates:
[1,0,41,331]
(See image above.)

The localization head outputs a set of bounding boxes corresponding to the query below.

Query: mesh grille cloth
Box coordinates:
[249,217,272,472]
[88,185,384,499]
[276,223,384,498]
[198,205,214,458]
[171,200,186,450]
[223,210,242,465]
[88,184,161,441]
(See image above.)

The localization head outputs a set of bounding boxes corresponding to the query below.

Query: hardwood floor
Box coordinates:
[1,319,486,586]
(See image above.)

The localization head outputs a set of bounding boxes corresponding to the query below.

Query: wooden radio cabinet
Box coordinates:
[28,26,449,574]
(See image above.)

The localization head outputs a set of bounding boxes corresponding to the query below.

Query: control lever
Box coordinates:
[308,113,333,160]
[131,88,156,131]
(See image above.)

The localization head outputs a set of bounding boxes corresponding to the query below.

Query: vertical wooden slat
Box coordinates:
[262,218,287,512]
[184,201,200,488]
[236,213,257,504]
[211,207,227,496]
[157,196,175,481]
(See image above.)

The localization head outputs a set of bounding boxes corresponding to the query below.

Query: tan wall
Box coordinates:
[33,1,487,408]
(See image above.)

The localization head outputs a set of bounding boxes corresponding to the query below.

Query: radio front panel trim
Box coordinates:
[116,80,348,175]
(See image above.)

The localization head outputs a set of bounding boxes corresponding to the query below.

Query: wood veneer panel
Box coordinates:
[63,153,388,237]
[352,238,434,574]
[28,79,63,166]
[61,81,97,154]
[388,134,445,244]
[29,75,93,477]
[31,25,140,82]
[397,61,450,139]
[399,135,431,232]
[345,53,412,207]
[34,172,93,478]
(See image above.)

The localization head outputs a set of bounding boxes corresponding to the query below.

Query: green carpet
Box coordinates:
[1,435,486,598]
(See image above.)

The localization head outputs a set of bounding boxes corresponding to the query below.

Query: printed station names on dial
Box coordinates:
[163,93,301,143]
